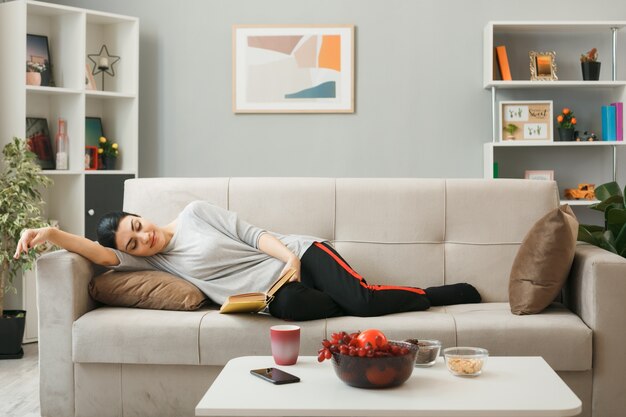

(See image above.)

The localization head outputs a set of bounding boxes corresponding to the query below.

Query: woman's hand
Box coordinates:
[281,254,301,282]
[258,233,302,282]
[13,226,119,266]
[14,227,51,259]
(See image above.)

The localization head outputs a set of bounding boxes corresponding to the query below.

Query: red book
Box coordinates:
[495,45,512,81]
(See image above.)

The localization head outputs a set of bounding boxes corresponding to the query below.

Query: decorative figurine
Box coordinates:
[564,183,596,200]
[87,45,120,91]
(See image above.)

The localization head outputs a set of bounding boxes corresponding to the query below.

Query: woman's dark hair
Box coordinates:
[96,211,138,249]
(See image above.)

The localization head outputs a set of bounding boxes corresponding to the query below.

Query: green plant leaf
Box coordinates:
[595,182,623,202]
[590,195,625,212]
[1,138,52,298]
[596,230,618,254]
[578,225,600,245]
[615,224,626,255]
[607,208,626,239]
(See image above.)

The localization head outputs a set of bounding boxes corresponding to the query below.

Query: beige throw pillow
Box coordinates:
[89,270,208,311]
[509,204,579,315]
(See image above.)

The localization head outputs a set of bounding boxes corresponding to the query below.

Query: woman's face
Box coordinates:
[115,215,167,256]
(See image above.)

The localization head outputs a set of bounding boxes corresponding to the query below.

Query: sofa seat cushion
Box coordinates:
[448,302,592,371]
[198,310,326,365]
[74,307,327,366]
[73,307,211,365]
[326,308,457,348]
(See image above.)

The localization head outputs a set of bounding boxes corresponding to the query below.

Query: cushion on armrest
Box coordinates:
[509,205,578,314]
[89,270,208,310]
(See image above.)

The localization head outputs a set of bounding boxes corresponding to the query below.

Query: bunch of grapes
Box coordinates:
[317,330,410,362]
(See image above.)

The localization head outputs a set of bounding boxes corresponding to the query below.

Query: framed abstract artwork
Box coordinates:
[233,25,354,113]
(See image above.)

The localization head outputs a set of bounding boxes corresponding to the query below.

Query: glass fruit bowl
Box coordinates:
[331,341,418,388]
[443,347,489,376]
[406,339,442,367]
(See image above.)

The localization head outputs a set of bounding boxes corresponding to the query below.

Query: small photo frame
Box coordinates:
[525,170,554,181]
[85,146,98,170]
[85,64,97,90]
[25,117,55,169]
[499,100,553,142]
[26,34,54,87]
[85,116,104,147]
[529,51,557,81]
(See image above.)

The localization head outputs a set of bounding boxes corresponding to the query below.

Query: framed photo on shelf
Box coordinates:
[85,64,97,90]
[25,117,55,169]
[233,24,354,113]
[26,34,54,87]
[529,51,557,81]
[84,146,98,170]
[525,170,554,181]
[85,117,104,147]
[499,100,553,142]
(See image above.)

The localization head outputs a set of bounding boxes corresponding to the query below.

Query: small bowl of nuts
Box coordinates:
[443,347,488,376]
[405,339,442,367]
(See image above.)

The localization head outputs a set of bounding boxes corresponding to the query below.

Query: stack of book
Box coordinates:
[601,102,623,141]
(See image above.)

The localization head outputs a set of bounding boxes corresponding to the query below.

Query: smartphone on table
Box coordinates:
[250,367,300,385]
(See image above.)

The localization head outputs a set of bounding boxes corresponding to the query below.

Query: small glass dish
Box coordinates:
[405,339,442,367]
[443,347,489,376]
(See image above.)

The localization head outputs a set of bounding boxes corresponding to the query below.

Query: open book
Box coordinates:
[219,268,296,314]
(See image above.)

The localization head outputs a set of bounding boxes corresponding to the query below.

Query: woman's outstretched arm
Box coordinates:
[14,227,119,266]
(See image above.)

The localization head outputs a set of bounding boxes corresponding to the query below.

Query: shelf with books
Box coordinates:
[483,21,626,216]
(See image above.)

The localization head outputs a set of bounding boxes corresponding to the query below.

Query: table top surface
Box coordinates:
[195,356,581,417]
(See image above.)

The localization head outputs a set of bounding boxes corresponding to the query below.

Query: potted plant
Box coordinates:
[504,123,519,140]
[578,181,626,258]
[98,135,119,170]
[0,138,52,359]
[26,61,45,86]
[580,48,601,81]
[556,108,577,141]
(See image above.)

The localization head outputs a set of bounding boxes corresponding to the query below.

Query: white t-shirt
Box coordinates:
[111,201,320,305]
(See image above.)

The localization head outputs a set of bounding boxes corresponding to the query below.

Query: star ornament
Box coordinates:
[88,45,120,77]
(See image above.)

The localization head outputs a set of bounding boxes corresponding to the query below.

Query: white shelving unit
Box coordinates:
[483,21,626,206]
[0,0,139,342]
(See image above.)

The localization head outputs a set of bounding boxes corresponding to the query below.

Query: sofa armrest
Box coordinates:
[563,244,626,416]
[37,250,100,417]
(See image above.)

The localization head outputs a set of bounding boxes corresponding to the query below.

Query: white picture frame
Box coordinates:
[525,170,555,181]
[499,100,554,142]
[233,25,354,113]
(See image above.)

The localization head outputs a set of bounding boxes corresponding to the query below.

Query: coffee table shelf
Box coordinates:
[196,356,581,417]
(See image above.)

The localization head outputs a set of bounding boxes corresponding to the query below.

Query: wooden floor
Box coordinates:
[0,343,40,417]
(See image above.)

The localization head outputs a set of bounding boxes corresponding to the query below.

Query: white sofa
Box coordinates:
[37,178,626,417]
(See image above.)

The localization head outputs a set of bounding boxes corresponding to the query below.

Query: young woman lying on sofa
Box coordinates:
[14,200,481,320]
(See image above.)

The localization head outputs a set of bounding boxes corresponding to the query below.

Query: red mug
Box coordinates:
[270,325,300,365]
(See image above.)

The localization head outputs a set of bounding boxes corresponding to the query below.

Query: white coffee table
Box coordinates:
[196,356,581,417]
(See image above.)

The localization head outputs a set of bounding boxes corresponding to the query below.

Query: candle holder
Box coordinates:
[87,44,120,91]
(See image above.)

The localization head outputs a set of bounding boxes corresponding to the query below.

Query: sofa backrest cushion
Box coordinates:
[123,178,558,302]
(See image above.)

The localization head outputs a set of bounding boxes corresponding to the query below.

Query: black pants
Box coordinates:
[270,242,432,321]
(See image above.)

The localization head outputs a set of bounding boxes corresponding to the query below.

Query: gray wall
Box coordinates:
[51,0,626,180]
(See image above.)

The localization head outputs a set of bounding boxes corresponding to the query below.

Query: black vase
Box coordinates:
[0,310,26,359]
[99,155,117,170]
[581,62,601,81]
[558,127,576,141]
